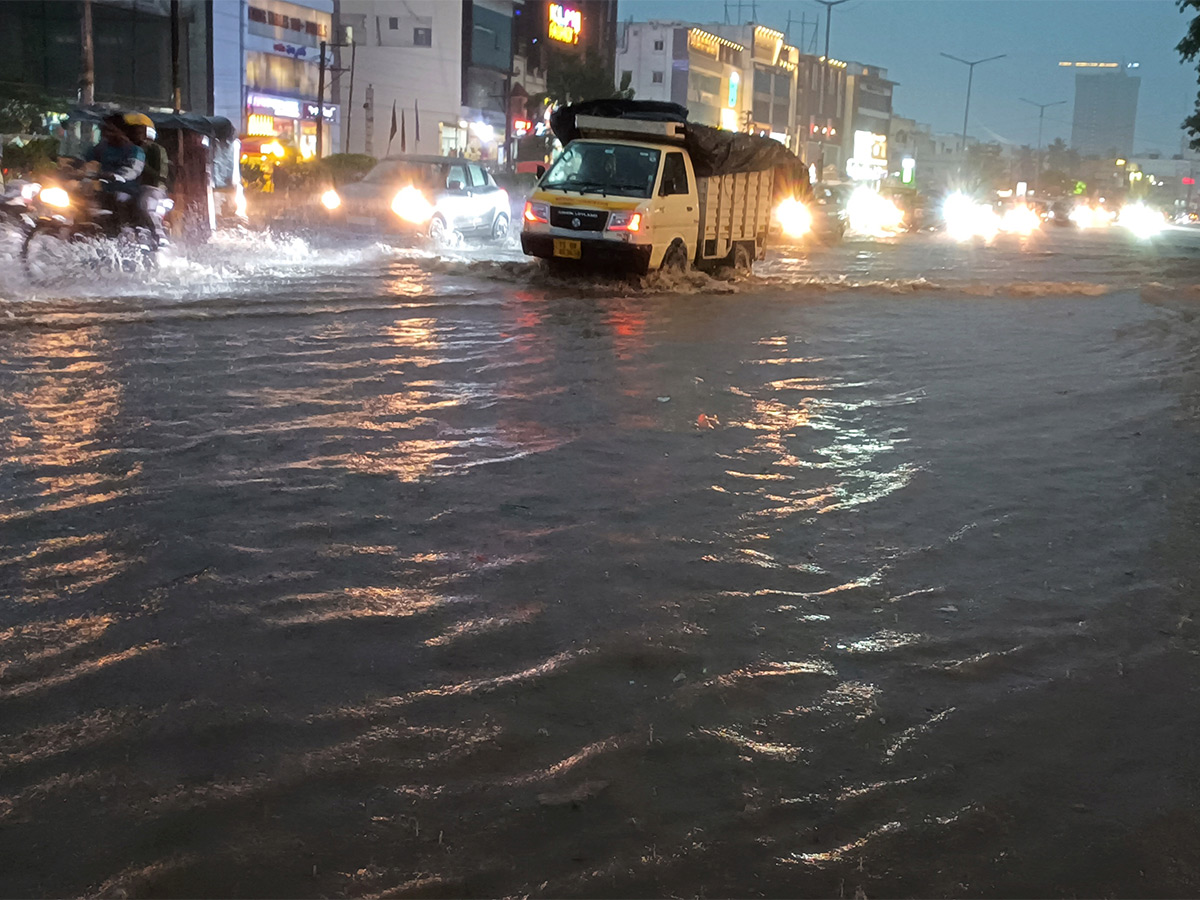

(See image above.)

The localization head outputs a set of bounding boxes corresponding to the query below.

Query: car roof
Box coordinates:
[377,155,478,166]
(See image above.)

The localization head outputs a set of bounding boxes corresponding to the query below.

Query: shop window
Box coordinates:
[654,39,664,50]
[652,71,663,84]
[389,17,398,29]
[413,26,432,46]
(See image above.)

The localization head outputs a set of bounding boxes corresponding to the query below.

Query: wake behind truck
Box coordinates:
[520,100,811,275]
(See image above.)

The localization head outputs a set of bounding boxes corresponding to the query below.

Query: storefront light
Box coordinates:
[470,121,495,143]
[248,114,276,137]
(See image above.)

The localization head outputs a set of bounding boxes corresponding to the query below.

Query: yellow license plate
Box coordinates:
[553,239,582,259]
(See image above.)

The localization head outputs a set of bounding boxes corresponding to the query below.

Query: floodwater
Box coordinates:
[2,225,1200,898]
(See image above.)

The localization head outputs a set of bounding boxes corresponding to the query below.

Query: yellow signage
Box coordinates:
[1058,61,1119,68]
[548,3,581,44]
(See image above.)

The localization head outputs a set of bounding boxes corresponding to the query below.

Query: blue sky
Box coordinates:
[617,0,1200,154]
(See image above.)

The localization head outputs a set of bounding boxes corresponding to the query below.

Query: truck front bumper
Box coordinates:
[521,233,653,275]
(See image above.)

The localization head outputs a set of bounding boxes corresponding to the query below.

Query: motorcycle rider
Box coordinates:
[123,112,170,247]
[86,113,145,228]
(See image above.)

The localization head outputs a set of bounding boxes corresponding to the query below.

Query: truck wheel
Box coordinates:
[731,243,753,271]
[660,241,689,273]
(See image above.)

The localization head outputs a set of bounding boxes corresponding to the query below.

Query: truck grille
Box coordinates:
[550,207,607,232]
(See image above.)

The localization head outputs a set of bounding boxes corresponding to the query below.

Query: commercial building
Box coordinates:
[333,0,461,158]
[212,0,339,158]
[841,61,893,182]
[0,0,211,113]
[616,22,746,131]
[709,24,799,148]
[795,52,847,178]
[1064,61,1140,159]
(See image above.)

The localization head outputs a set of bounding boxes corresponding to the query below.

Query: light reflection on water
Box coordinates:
[0,230,1199,897]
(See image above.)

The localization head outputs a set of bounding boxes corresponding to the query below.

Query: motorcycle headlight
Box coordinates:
[39,186,71,209]
[20,182,42,201]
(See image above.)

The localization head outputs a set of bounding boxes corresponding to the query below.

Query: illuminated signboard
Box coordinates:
[728,71,740,108]
[549,3,581,44]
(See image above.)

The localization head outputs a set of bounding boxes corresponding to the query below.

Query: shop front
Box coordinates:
[244,91,338,160]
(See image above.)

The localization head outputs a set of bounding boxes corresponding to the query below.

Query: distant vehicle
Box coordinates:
[1047,198,1076,226]
[521,104,808,274]
[808,184,848,241]
[325,155,510,241]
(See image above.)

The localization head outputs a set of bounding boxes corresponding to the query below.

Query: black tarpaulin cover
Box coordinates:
[549,100,810,198]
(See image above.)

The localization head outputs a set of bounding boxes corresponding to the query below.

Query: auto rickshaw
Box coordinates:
[43,106,245,243]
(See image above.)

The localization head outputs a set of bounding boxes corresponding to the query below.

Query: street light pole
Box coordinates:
[1019,97,1066,195]
[940,52,1005,163]
[812,0,848,182]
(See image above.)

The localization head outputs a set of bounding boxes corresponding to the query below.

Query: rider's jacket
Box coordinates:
[87,141,146,191]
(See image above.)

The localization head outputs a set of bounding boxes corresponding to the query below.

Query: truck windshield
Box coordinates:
[540,143,662,198]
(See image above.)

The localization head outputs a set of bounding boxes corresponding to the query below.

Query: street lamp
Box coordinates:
[940,52,1005,159]
[1019,97,1066,194]
[812,0,849,181]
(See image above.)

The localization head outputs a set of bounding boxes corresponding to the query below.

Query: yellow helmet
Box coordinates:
[123,112,154,128]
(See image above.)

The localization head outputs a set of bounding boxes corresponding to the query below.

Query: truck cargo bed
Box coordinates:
[696,170,774,261]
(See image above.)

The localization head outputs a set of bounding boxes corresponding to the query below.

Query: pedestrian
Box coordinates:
[123,112,170,247]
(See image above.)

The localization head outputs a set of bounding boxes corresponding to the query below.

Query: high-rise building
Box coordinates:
[1064,61,1140,158]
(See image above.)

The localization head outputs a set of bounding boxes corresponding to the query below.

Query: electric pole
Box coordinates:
[1019,97,1065,195]
[813,0,848,182]
[941,52,1005,161]
[79,0,94,106]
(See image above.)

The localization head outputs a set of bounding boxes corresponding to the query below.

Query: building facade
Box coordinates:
[616,22,746,131]
[795,52,847,177]
[212,0,339,158]
[1066,61,1140,158]
[710,24,799,147]
[841,61,893,181]
[0,0,211,113]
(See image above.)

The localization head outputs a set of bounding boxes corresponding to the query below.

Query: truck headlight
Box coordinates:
[523,200,549,224]
[606,211,642,232]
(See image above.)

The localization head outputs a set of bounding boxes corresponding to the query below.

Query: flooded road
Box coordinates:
[2,227,1200,897]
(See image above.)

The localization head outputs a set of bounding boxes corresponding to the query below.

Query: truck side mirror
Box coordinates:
[448,180,464,191]
[536,164,546,178]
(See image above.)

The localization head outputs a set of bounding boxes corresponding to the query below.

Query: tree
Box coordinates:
[533,50,633,111]
[1178,0,1200,148]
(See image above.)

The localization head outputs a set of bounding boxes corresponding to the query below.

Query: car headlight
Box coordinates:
[523,200,549,224]
[320,189,341,211]
[38,186,71,209]
[606,210,642,232]
[391,185,434,224]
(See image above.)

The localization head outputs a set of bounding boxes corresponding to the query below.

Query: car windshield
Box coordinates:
[363,161,440,188]
[540,143,661,198]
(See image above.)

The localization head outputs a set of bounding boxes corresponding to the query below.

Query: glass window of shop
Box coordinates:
[247,0,329,48]
[0,0,209,111]
[246,51,321,99]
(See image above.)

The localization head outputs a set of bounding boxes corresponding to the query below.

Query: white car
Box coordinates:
[328,155,510,241]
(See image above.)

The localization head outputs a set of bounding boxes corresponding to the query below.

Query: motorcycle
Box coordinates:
[1,179,40,233]
[21,174,171,279]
